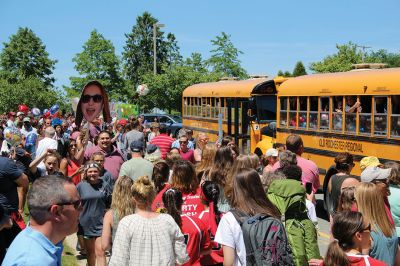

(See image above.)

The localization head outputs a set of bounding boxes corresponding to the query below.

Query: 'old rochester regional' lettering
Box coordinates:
[318,138,363,153]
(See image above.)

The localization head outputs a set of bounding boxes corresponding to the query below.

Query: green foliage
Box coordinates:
[367,49,400,67]
[66,30,124,100]
[0,27,57,87]
[0,78,65,113]
[292,61,307,76]
[185,52,208,73]
[139,64,221,113]
[207,32,248,79]
[122,12,179,87]
[277,70,292,77]
[310,42,363,73]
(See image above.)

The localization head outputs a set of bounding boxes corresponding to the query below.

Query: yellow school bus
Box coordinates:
[276,67,400,190]
[182,77,287,154]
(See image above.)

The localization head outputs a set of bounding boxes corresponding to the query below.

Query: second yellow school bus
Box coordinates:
[276,67,400,189]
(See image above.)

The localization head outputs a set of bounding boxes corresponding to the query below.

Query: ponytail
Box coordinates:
[323,240,349,266]
[201,181,221,235]
[162,188,183,228]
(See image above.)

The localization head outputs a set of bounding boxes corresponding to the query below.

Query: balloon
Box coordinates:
[3,127,22,146]
[43,111,51,118]
[31,107,41,116]
[18,104,29,114]
[50,104,59,115]
[25,132,37,146]
[136,84,149,96]
[43,109,49,114]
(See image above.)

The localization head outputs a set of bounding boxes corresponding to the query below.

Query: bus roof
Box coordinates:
[277,67,400,96]
[183,78,278,98]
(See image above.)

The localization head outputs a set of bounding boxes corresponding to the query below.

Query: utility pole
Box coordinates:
[153,23,165,75]
[356,45,371,63]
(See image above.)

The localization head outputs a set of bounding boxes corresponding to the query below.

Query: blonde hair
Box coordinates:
[131,176,156,206]
[111,176,135,220]
[355,182,394,237]
[225,155,255,201]
[195,132,208,149]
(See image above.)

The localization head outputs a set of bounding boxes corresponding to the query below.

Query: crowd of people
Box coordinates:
[1,101,400,265]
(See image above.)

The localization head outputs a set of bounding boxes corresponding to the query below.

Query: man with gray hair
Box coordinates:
[35,126,58,170]
[3,175,82,265]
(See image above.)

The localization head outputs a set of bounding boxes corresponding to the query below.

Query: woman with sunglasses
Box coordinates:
[320,211,386,266]
[75,81,111,128]
[355,183,400,266]
[60,135,86,185]
[326,152,359,220]
[77,161,113,266]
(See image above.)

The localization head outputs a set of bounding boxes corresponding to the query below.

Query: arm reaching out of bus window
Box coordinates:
[345,97,362,113]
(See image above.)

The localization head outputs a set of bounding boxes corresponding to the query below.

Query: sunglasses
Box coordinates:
[69,144,77,147]
[360,223,371,233]
[48,199,83,211]
[179,141,188,144]
[82,94,103,103]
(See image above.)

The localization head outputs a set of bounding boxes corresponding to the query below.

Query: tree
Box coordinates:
[310,42,362,73]
[0,78,65,113]
[277,70,292,77]
[139,64,221,113]
[0,27,57,87]
[292,61,307,76]
[66,30,124,100]
[185,52,207,73]
[207,32,248,79]
[367,49,400,67]
[122,12,178,90]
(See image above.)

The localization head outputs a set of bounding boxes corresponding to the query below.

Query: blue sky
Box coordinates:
[1,0,399,91]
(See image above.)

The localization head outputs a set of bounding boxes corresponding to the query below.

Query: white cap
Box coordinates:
[360,166,391,183]
[265,148,278,157]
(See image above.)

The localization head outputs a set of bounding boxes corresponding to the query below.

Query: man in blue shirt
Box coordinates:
[3,175,82,266]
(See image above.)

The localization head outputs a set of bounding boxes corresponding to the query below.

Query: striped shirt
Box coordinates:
[150,134,174,159]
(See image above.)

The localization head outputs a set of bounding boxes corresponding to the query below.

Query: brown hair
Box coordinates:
[334,152,354,172]
[285,134,303,154]
[384,161,400,186]
[111,176,135,220]
[355,182,394,237]
[152,161,170,193]
[171,160,198,194]
[337,186,356,212]
[323,211,365,266]
[195,143,217,175]
[162,188,183,227]
[75,80,111,128]
[209,146,234,187]
[131,176,156,206]
[231,168,279,217]
[225,155,253,201]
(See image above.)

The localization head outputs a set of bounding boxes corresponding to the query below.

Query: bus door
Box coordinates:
[227,98,251,153]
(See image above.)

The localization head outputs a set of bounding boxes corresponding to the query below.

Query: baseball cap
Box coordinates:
[16,112,24,116]
[265,148,279,157]
[360,166,391,183]
[130,140,144,152]
[23,117,31,123]
[360,156,380,171]
[118,119,128,126]
[7,112,16,117]
[69,131,80,141]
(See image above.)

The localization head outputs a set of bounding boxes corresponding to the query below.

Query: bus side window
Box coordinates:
[391,95,400,138]
[320,97,330,130]
[345,96,357,133]
[359,96,372,135]
[280,97,288,127]
[309,96,318,129]
[333,96,343,131]
[374,96,387,136]
[289,97,297,127]
[299,97,307,128]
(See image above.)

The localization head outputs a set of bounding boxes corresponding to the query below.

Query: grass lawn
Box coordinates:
[62,242,78,266]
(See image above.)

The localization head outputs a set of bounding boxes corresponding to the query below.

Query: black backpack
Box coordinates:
[231,210,294,266]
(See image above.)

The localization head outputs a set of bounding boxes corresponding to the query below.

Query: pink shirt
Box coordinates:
[180,149,195,164]
[272,155,320,193]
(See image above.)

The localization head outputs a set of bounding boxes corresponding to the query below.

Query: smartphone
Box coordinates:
[306,182,313,194]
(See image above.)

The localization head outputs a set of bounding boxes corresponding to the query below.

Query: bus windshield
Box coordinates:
[255,95,276,122]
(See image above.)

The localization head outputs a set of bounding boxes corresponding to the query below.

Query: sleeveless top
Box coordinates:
[67,159,81,185]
